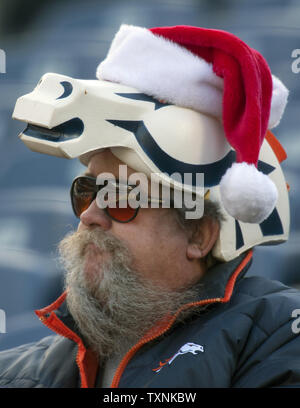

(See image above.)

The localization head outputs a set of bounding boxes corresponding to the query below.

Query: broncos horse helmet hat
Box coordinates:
[12,24,290,262]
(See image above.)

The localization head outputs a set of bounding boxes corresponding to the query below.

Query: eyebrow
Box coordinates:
[81,172,125,186]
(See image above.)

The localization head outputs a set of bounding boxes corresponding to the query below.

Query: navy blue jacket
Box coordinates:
[0,250,300,388]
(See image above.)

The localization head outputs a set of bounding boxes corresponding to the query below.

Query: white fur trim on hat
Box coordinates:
[97,24,223,118]
[269,75,289,129]
[219,162,278,223]
[97,24,288,129]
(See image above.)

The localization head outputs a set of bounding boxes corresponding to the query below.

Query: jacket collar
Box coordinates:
[197,249,252,301]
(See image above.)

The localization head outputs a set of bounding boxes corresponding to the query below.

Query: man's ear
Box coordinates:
[186,217,220,260]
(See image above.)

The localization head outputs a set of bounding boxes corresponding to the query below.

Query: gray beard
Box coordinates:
[58,228,202,359]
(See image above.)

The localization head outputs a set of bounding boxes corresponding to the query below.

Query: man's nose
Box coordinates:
[78,199,112,231]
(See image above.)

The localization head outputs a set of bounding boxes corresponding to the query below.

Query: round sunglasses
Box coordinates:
[70,175,172,223]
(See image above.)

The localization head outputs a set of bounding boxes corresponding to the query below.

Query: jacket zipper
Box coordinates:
[110,297,221,388]
[38,312,87,388]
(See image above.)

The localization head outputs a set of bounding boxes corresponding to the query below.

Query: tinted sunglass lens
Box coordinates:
[73,194,94,217]
[106,206,138,222]
[72,178,96,217]
[71,177,140,222]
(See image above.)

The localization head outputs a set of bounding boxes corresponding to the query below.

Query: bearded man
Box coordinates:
[0,24,300,388]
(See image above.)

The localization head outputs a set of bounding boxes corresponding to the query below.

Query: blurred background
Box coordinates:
[0,0,299,350]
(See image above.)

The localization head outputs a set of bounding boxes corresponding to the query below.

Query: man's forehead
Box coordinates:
[86,149,144,181]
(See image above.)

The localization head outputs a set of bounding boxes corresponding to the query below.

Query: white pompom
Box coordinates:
[219,162,278,223]
[269,75,289,129]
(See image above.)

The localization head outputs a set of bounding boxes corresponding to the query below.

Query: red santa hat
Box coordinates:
[96,24,288,223]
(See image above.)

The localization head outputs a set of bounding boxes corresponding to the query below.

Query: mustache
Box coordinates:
[58,227,133,268]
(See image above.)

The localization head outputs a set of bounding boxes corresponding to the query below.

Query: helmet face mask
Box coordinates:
[12,72,290,262]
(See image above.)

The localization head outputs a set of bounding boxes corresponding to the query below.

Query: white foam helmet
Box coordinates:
[12,72,290,262]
